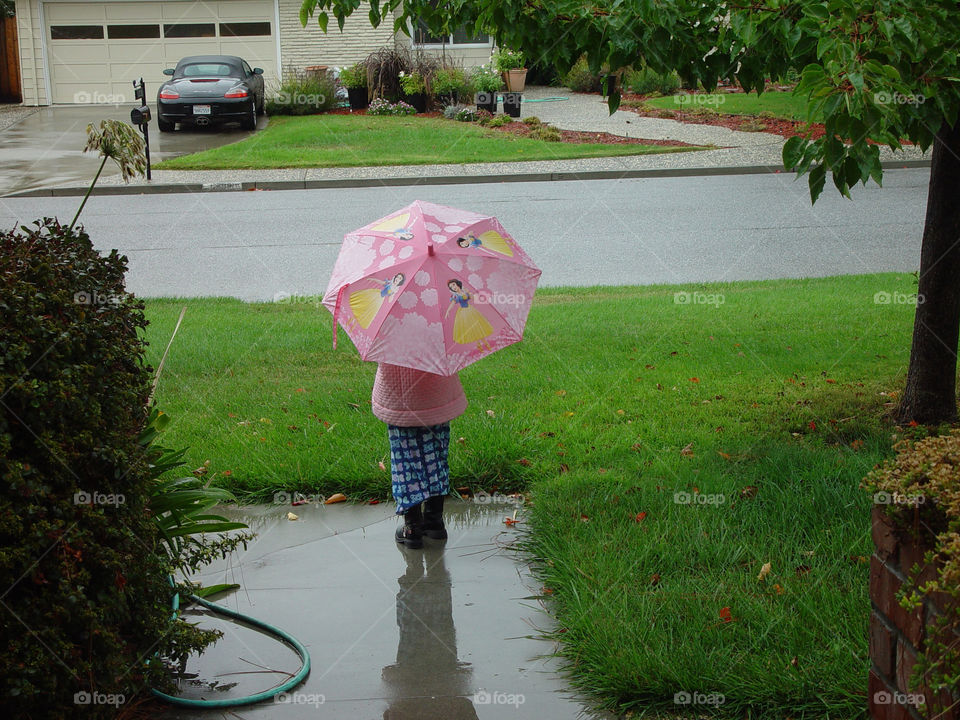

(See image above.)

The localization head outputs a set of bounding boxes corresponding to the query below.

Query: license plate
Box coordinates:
[193,105,211,115]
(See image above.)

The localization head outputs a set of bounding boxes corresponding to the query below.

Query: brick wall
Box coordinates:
[869,504,958,720]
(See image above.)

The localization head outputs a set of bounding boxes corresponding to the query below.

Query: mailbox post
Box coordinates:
[131,78,152,180]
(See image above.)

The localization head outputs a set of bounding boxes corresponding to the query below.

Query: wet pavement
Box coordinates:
[158,499,611,720]
[0,105,265,196]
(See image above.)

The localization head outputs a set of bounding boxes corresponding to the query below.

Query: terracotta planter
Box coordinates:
[501,69,528,92]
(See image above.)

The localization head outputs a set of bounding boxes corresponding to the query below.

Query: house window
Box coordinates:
[50,25,104,40]
[413,20,489,46]
[220,22,271,37]
[163,23,216,38]
[107,24,161,39]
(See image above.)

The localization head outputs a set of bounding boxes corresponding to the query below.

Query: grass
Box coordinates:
[153,115,701,170]
[142,272,923,717]
[645,89,822,122]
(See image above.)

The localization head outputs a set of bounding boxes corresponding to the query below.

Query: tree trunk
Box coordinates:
[896,120,960,424]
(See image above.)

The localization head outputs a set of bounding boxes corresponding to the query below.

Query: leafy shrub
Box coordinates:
[368,98,416,116]
[338,62,367,89]
[491,47,525,71]
[398,70,426,95]
[265,68,337,115]
[442,103,460,120]
[432,66,471,103]
[529,124,562,141]
[862,431,960,697]
[624,65,681,96]
[475,109,494,125]
[487,113,513,128]
[0,219,217,719]
[455,107,476,122]
[366,46,409,101]
[522,115,542,126]
[562,55,603,93]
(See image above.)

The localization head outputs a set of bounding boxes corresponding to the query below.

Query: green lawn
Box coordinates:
[142,272,922,717]
[645,89,821,122]
[154,115,702,170]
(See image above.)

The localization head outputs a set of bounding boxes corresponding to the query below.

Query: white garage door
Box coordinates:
[44,0,278,104]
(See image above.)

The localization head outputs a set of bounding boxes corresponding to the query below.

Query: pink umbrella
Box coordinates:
[323,200,541,376]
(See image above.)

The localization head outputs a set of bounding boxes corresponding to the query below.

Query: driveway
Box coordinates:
[0,104,266,196]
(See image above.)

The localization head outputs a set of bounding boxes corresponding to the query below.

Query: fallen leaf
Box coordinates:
[617,409,625,415]
[635,511,647,522]
[517,458,531,466]
[825,378,836,384]
[740,485,758,499]
[559,463,569,473]
[717,451,731,460]
[286,512,298,521]
[378,460,386,471]
[680,442,694,456]
[808,421,816,431]
[541,586,554,595]
[555,389,567,396]
[757,561,771,581]
[486,409,496,417]
[689,377,700,383]
[324,493,346,504]
[650,573,661,585]
[579,514,590,522]
[259,417,272,424]
[772,583,784,594]
[222,470,232,476]
[457,436,466,444]
[795,565,812,576]
[719,606,734,623]
[367,499,380,505]
[850,439,864,450]
[504,517,519,526]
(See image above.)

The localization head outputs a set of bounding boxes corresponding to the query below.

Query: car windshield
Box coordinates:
[178,63,237,78]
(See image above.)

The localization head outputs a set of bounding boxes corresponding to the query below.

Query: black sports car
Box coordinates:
[156,55,265,132]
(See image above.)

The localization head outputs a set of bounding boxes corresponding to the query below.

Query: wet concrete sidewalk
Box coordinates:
[159,499,609,720]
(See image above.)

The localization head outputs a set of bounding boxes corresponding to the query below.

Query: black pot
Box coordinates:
[404,92,427,113]
[475,91,497,114]
[347,87,368,110]
[502,92,522,118]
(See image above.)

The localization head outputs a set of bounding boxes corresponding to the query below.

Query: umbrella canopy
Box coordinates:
[323,200,541,376]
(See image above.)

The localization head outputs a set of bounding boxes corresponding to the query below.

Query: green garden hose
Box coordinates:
[152,588,311,708]
[498,95,569,103]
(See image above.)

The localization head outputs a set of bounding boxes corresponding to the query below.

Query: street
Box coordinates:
[0,168,928,300]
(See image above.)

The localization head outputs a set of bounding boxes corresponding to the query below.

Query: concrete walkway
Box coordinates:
[3,87,930,197]
[158,499,612,719]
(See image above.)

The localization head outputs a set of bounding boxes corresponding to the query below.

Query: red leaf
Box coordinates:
[689,377,700,383]
[635,511,647,522]
[807,421,816,430]
[719,606,734,623]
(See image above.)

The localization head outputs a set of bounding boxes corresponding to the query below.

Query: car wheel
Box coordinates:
[240,100,257,131]
[256,93,265,115]
[157,117,174,132]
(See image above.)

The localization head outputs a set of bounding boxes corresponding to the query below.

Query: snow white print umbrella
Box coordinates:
[322,200,542,376]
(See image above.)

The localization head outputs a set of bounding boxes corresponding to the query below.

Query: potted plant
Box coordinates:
[339,62,368,109]
[398,70,428,113]
[432,66,467,106]
[491,47,527,92]
[471,64,502,113]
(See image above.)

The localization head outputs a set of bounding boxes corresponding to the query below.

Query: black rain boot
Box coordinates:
[395,505,423,549]
[422,495,447,540]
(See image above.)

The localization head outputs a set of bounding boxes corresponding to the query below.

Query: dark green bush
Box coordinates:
[0,219,212,719]
[623,65,681,96]
[562,55,603,93]
[265,68,338,115]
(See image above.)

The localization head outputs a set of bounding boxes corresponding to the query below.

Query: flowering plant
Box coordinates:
[398,70,427,95]
[368,98,416,116]
[491,48,525,72]
[471,64,503,93]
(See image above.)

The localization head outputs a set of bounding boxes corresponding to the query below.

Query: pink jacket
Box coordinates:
[371,363,467,427]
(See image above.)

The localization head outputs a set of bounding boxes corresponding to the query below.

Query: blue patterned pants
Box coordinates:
[387,423,451,514]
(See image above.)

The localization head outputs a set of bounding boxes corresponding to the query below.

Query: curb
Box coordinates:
[4,159,932,198]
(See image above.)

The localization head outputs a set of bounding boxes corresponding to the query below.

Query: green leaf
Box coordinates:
[317,11,328,32]
[806,4,830,21]
[782,136,807,170]
[193,583,240,599]
[809,164,827,203]
[607,89,621,114]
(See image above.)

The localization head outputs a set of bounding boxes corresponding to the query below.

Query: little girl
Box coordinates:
[371,363,467,549]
